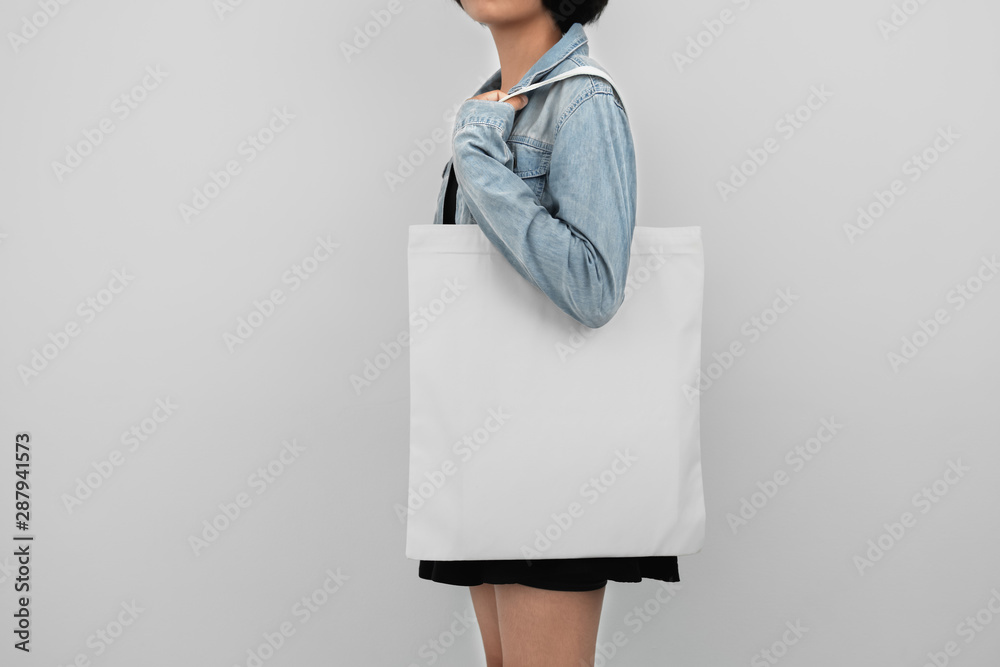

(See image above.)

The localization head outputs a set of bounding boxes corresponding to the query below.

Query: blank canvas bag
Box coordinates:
[405,66,706,561]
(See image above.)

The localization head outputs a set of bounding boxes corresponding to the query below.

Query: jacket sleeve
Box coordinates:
[450,91,635,328]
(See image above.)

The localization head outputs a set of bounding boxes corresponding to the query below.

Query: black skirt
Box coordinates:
[418,556,679,591]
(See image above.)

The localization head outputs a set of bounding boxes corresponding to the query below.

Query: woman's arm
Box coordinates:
[451,89,636,329]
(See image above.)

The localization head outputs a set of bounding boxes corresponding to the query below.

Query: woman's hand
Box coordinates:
[468,90,528,110]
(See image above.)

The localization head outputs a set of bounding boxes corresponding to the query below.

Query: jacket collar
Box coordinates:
[473,22,588,98]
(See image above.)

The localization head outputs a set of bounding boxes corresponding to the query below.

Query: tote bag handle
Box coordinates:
[498,65,619,103]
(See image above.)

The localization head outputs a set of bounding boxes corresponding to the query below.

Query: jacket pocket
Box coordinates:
[509,140,550,201]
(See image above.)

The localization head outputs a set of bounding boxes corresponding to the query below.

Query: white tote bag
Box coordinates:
[405,67,706,562]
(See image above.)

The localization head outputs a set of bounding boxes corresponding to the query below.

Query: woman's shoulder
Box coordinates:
[547,55,624,113]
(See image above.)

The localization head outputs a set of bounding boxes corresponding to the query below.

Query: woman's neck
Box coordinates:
[487,18,563,94]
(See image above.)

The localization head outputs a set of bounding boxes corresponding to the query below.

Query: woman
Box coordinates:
[419,2,679,665]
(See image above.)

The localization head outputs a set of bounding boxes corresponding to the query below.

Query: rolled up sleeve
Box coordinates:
[451,91,636,328]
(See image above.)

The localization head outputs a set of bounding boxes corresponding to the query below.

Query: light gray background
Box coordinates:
[1,1,999,665]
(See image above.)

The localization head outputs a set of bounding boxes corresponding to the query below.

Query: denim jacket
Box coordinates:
[434,22,636,329]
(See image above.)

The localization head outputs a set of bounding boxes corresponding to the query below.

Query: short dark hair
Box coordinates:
[452,0,608,34]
